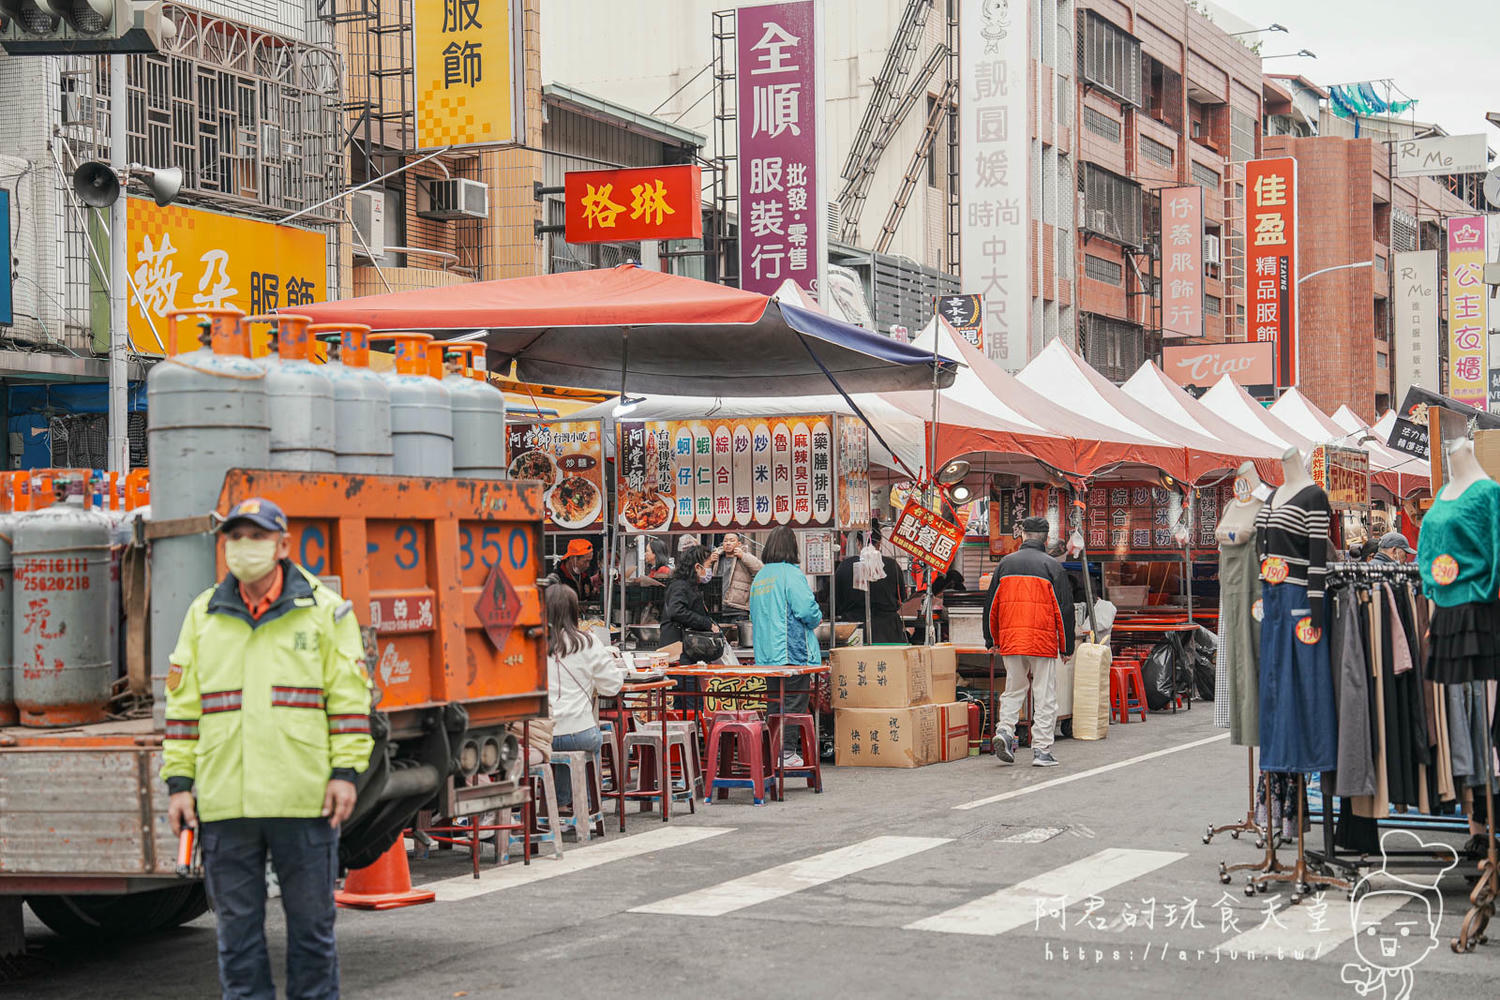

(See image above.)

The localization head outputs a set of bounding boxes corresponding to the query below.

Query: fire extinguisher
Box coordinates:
[967,701,982,756]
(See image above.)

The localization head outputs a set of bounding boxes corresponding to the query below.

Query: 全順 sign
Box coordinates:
[736,1,821,296]
[1445,216,1487,410]
[563,165,703,244]
[1160,185,1203,339]
[959,0,1028,369]
[124,199,326,356]
[1245,157,1299,387]
[413,0,524,150]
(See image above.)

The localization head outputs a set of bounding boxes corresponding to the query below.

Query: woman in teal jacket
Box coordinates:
[749,526,823,766]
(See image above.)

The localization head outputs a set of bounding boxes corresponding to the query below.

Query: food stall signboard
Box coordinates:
[890,499,962,573]
[506,420,606,530]
[563,164,704,244]
[617,415,862,532]
[1310,445,1371,511]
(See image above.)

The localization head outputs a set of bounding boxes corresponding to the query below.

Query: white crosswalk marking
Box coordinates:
[427,826,734,903]
[906,847,1187,936]
[631,836,952,917]
[1219,889,1410,959]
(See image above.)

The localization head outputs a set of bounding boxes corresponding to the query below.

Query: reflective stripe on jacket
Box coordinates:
[161,561,374,822]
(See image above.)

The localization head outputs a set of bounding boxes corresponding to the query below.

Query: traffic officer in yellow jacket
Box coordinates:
[164,497,373,1000]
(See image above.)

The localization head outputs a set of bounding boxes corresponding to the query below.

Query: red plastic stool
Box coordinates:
[1109,661,1148,723]
[703,714,777,805]
[768,713,823,792]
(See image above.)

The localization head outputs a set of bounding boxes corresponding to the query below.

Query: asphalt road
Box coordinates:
[6,708,1497,998]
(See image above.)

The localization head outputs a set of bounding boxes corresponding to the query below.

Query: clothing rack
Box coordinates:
[1312,563,1498,953]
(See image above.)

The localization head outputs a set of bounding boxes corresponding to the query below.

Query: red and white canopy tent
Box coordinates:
[1119,362,1283,485]
[1270,388,1428,497]
[1199,374,1316,455]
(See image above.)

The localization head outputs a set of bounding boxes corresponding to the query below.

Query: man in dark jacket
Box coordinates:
[983,517,1073,768]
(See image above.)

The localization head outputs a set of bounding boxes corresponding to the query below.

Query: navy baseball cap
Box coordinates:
[219,497,289,533]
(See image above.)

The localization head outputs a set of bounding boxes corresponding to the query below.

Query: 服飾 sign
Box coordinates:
[959,0,1028,369]
[616,415,865,533]
[890,499,963,573]
[1392,250,1439,407]
[736,1,820,295]
[1310,445,1371,511]
[1446,216,1487,410]
[563,165,703,244]
[935,294,984,350]
[1393,134,1488,178]
[1162,342,1274,396]
[1245,158,1299,387]
[414,0,524,150]
[1160,186,1203,339]
[125,199,326,356]
[506,420,606,530]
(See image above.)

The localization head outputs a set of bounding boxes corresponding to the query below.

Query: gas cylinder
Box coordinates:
[147,309,269,715]
[12,476,114,727]
[0,511,15,725]
[246,314,336,471]
[440,342,506,479]
[310,322,393,474]
[373,332,452,477]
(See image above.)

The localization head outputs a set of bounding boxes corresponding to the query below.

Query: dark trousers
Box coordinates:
[769,676,812,753]
[201,817,340,1000]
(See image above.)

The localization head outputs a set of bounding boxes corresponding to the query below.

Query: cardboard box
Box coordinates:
[933,701,972,761]
[834,705,940,767]
[928,644,958,704]
[831,645,933,709]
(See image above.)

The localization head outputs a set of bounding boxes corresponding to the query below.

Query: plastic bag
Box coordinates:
[1191,626,1217,701]
[1142,641,1176,711]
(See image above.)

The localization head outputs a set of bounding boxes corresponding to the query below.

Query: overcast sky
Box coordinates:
[1214,0,1500,139]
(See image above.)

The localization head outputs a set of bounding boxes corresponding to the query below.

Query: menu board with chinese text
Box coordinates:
[506,420,606,530]
[890,499,963,573]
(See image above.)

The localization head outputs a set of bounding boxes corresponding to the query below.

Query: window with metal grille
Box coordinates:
[1229,108,1257,163]
[1081,163,1142,247]
[1391,209,1419,253]
[1082,313,1145,382]
[1080,11,1141,107]
[1205,295,1221,316]
[1083,106,1121,142]
[1084,254,1123,284]
[1191,161,1221,190]
[1139,135,1174,167]
[1376,256,1387,273]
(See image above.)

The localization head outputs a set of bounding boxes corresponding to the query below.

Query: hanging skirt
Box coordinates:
[1257,581,1338,773]
[1426,600,1500,684]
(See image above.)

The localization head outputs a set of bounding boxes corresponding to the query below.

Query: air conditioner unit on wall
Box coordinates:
[1203,234,1221,265]
[350,190,385,260]
[417,178,489,221]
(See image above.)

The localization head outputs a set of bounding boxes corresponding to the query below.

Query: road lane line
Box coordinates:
[906,848,1187,936]
[630,836,952,917]
[952,732,1231,810]
[427,826,734,903]
[1219,889,1409,959]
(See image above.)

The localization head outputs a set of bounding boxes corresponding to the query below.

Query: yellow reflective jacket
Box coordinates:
[162,562,374,822]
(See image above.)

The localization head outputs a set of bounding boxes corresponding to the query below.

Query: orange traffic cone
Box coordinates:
[335,836,436,910]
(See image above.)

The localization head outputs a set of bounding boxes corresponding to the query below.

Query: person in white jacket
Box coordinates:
[545,581,628,807]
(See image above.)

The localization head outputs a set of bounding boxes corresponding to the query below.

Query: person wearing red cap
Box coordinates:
[557,537,600,604]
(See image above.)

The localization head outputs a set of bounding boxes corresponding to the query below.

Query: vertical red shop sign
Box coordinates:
[1245,157,1299,387]
[1160,186,1203,339]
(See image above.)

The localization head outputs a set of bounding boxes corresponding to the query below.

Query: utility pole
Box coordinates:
[108,52,129,475]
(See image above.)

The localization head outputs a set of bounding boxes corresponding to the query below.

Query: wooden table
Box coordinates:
[664,664,829,803]
[598,677,676,831]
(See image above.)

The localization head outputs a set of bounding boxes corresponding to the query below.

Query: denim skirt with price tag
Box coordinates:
[1257,581,1337,773]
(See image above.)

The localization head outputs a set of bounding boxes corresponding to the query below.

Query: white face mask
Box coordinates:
[698,568,714,584]
[225,537,280,583]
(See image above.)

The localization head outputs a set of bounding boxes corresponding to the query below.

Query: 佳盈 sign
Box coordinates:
[1245,158,1299,387]
[736,2,820,295]
[959,0,1028,369]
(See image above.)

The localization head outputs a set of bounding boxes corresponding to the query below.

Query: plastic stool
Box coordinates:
[550,750,607,842]
[768,713,823,792]
[703,714,777,805]
[598,721,621,793]
[504,764,564,861]
[623,727,700,812]
[1109,661,1148,723]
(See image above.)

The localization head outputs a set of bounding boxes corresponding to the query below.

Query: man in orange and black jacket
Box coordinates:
[982,517,1073,768]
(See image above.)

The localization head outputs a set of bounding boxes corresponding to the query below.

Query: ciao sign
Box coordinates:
[1162,341,1275,394]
